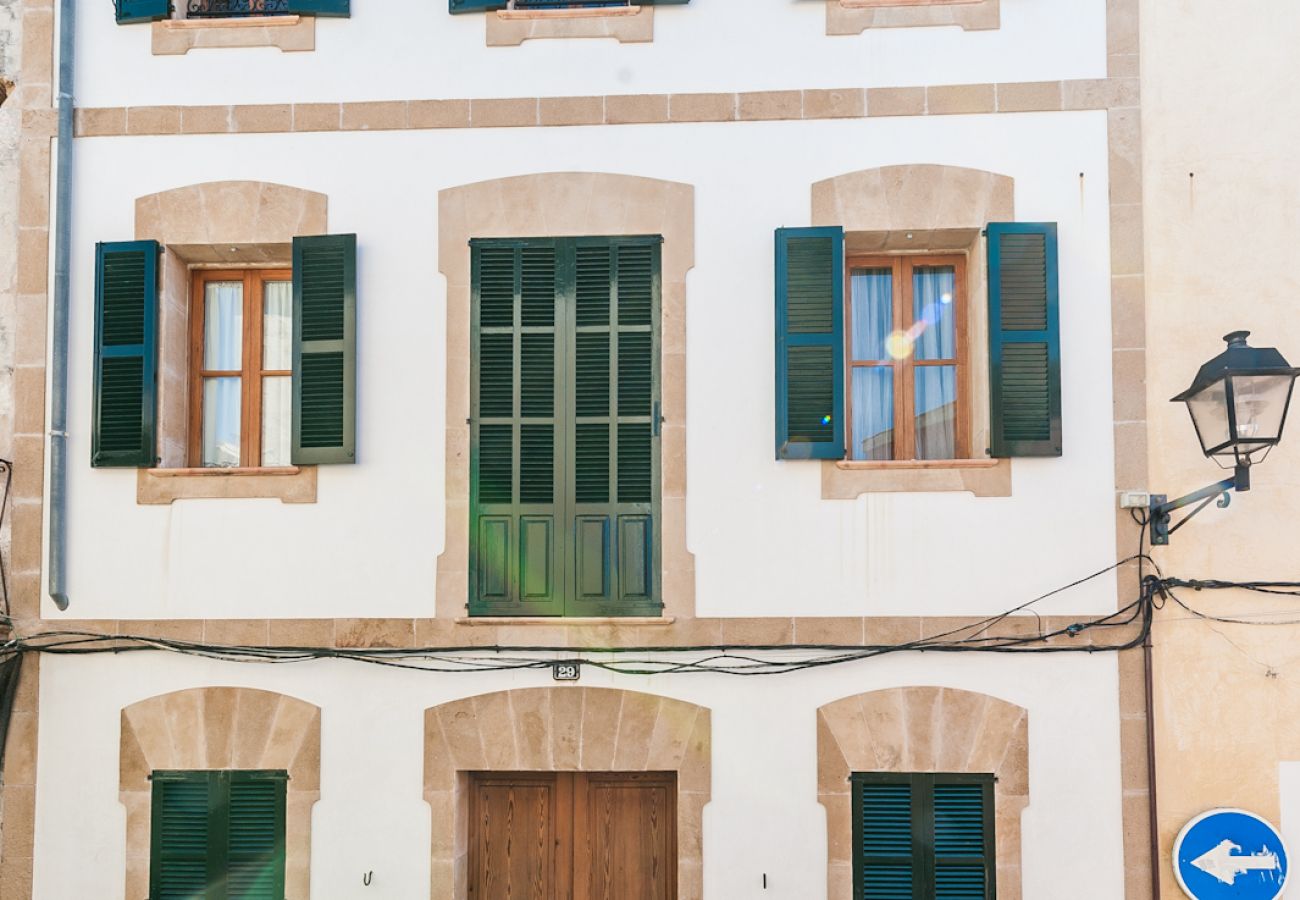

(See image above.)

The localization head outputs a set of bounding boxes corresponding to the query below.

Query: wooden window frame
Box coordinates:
[467,771,678,900]
[844,253,970,461]
[850,771,996,900]
[188,268,293,468]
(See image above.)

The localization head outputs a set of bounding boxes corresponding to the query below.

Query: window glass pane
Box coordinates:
[202,377,241,467]
[850,268,893,361]
[852,367,894,460]
[912,266,957,361]
[915,365,957,460]
[262,281,292,370]
[262,376,291,466]
[203,281,243,370]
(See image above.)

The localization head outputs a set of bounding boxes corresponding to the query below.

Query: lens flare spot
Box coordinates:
[940,292,953,305]
[886,331,914,360]
[821,414,833,426]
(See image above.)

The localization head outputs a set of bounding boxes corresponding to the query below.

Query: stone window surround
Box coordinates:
[436,172,696,621]
[817,686,1029,900]
[119,687,322,900]
[487,4,654,46]
[423,687,711,899]
[828,0,999,35]
[133,180,329,503]
[811,163,1016,499]
[152,15,316,56]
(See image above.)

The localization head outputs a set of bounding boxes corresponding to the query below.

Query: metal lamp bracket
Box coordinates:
[1149,465,1249,545]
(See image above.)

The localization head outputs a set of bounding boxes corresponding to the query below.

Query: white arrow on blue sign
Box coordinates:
[1174,809,1289,900]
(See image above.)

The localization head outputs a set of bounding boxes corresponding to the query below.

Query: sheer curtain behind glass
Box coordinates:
[912,266,957,460]
[262,281,293,466]
[850,269,894,460]
[203,282,243,467]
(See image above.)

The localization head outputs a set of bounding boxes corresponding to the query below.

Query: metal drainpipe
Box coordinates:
[47,0,76,610]
[1144,602,1162,898]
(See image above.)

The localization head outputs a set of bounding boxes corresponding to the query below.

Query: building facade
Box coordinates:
[1143,1,1300,897]
[2,0,1153,897]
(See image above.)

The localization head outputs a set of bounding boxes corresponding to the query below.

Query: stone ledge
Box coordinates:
[487,4,652,46]
[152,14,314,56]
[455,616,675,626]
[137,465,318,504]
[828,0,999,34]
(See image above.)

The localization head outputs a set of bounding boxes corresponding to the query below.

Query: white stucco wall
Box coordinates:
[48,109,1118,622]
[71,0,1108,109]
[30,650,1126,899]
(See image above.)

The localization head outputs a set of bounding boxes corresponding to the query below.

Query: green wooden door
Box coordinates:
[470,237,662,617]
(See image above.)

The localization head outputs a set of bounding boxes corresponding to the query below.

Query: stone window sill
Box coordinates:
[487,4,653,46]
[840,0,980,8]
[152,14,315,55]
[455,616,674,626]
[137,466,318,504]
[828,0,998,34]
[822,457,1011,498]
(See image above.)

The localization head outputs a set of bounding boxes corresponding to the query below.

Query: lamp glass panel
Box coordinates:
[1231,374,1295,444]
[1186,379,1231,455]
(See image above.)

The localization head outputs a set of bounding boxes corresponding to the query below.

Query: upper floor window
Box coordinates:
[848,255,968,461]
[469,236,662,618]
[852,772,996,900]
[190,269,293,468]
[114,0,349,25]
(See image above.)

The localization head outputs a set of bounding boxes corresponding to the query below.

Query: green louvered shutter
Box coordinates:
[227,772,288,899]
[292,234,356,465]
[470,241,564,616]
[932,780,994,899]
[284,0,350,15]
[115,0,170,23]
[92,241,158,468]
[854,776,915,900]
[987,222,1062,458]
[775,227,845,461]
[151,772,213,899]
[566,237,661,617]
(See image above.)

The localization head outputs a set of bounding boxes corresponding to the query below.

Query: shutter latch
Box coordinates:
[652,402,662,437]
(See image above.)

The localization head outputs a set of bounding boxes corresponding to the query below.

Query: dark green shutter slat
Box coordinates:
[284,0,350,15]
[861,783,912,855]
[152,775,211,899]
[470,237,661,618]
[93,240,158,468]
[115,0,170,23]
[292,233,356,465]
[987,222,1061,458]
[228,773,287,900]
[934,783,986,856]
[470,241,563,616]
[775,227,845,460]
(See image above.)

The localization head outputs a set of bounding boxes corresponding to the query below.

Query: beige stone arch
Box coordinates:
[817,686,1029,899]
[119,687,322,899]
[423,687,711,899]
[436,173,696,619]
[812,163,1016,497]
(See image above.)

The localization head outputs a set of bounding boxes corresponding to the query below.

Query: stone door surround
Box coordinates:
[119,686,322,900]
[424,687,711,899]
[436,172,696,620]
[818,686,1029,900]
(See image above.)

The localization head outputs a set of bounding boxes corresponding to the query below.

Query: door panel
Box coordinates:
[469,775,556,900]
[469,772,676,900]
[575,773,676,900]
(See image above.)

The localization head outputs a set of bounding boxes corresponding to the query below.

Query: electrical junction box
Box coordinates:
[1119,491,1152,509]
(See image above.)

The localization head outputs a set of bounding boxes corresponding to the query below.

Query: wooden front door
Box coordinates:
[468,772,677,900]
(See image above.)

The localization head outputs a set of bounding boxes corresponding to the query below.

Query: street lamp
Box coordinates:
[1150,331,1300,545]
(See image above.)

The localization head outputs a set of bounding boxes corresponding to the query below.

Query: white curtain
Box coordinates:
[850,269,894,460]
[261,281,293,466]
[912,267,957,459]
[202,282,243,467]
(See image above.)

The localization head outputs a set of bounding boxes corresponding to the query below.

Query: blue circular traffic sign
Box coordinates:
[1174,809,1289,900]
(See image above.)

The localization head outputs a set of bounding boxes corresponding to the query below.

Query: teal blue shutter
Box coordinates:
[115,0,170,23]
[285,0,350,14]
[853,777,915,900]
[291,234,356,465]
[151,771,287,900]
[566,237,661,617]
[852,773,995,900]
[92,241,158,468]
[150,772,212,898]
[227,772,288,899]
[470,241,564,616]
[987,222,1062,458]
[932,780,994,899]
[775,227,845,460]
